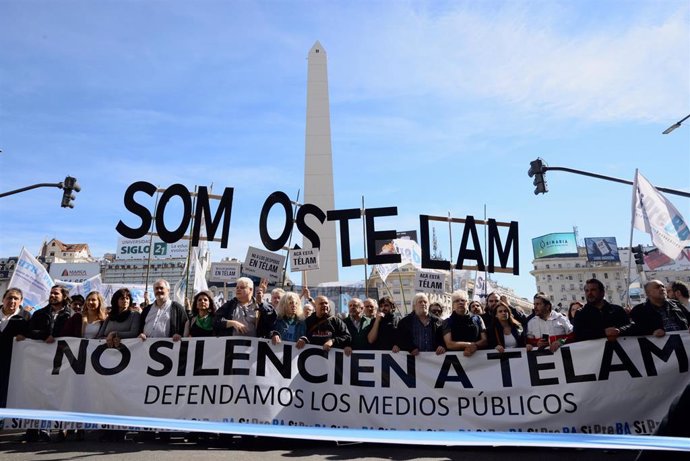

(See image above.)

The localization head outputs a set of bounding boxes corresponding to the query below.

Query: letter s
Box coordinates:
[116,181,156,239]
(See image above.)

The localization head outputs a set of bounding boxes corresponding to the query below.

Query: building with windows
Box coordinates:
[531,247,627,308]
[40,238,93,263]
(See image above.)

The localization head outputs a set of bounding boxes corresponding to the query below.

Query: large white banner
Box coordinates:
[7,333,690,434]
[8,247,54,314]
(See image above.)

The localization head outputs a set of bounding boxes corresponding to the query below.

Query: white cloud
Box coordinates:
[329,3,689,123]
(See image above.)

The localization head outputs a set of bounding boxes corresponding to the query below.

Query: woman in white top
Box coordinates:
[82,291,107,339]
[488,301,525,352]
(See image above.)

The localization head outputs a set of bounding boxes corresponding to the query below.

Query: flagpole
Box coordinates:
[361,196,368,290]
[626,170,639,309]
[448,211,454,292]
[283,189,300,289]
[183,186,198,307]
[483,204,488,300]
[144,187,161,293]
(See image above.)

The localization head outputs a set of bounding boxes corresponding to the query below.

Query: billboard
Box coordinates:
[531,232,578,259]
[375,230,418,255]
[116,237,189,260]
[584,237,620,262]
[48,262,101,283]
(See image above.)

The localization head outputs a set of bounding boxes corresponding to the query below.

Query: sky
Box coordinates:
[1,0,689,299]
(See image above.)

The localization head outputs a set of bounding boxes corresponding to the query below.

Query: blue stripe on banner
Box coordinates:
[1,408,689,451]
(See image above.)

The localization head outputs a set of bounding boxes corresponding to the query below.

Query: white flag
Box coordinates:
[632,170,690,259]
[192,248,209,294]
[8,247,54,314]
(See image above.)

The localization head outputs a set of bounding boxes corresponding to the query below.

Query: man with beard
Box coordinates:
[138,279,188,341]
[16,285,72,442]
[20,285,72,343]
[343,298,371,356]
[526,293,573,352]
[486,291,528,328]
[573,278,629,342]
[298,296,350,351]
[367,296,399,351]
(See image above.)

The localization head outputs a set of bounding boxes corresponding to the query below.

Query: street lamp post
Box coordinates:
[662,114,690,135]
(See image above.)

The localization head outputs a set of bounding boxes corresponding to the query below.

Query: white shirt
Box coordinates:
[527,311,573,339]
[144,299,172,338]
[0,309,18,333]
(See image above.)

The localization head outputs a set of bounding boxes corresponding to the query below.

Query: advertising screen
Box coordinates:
[584,237,620,262]
[532,232,578,259]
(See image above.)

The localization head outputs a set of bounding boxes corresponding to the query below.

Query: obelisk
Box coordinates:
[303,41,338,285]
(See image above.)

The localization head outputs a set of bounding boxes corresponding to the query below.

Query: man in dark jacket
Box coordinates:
[343,298,371,356]
[367,296,399,351]
[214,277,276,338]
[1,288,30,408]
[394,293,445,356]
[20,285,72,343]
[16,285,72,441]
[610,279,689,339]
[298,296,350,351]
[573,278,629,341]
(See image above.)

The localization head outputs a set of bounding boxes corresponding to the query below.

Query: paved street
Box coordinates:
[0,429,648,461]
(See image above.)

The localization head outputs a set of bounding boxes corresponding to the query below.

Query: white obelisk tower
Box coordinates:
[303,41,338,285]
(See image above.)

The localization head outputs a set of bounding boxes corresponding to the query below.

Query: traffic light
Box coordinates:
[60,176,80,208]
[528,158,548,195]
[632,244,645,266]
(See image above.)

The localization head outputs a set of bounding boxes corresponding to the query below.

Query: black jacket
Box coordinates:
[620,299,688,336]
[573,301,630,341]
[213,298,276,338]
[304,314,351,347]
[395,312,444,352]
[368,313,399,350]
[25,304,73,340]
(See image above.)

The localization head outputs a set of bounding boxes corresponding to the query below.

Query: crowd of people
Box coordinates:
[1,276,689,442]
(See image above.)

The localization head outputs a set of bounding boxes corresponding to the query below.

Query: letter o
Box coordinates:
[156,184,192,243]
[543,394,562,414]
[259,191,293,251]
[91,344,131,375]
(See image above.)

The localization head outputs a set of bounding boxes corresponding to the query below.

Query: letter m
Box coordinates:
[193,187,234,248]
[488,219,519,275]
[639,335,689,376]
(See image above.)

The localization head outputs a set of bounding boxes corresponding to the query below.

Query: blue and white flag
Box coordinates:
[632,170,690,259]
[8,247,54,314]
